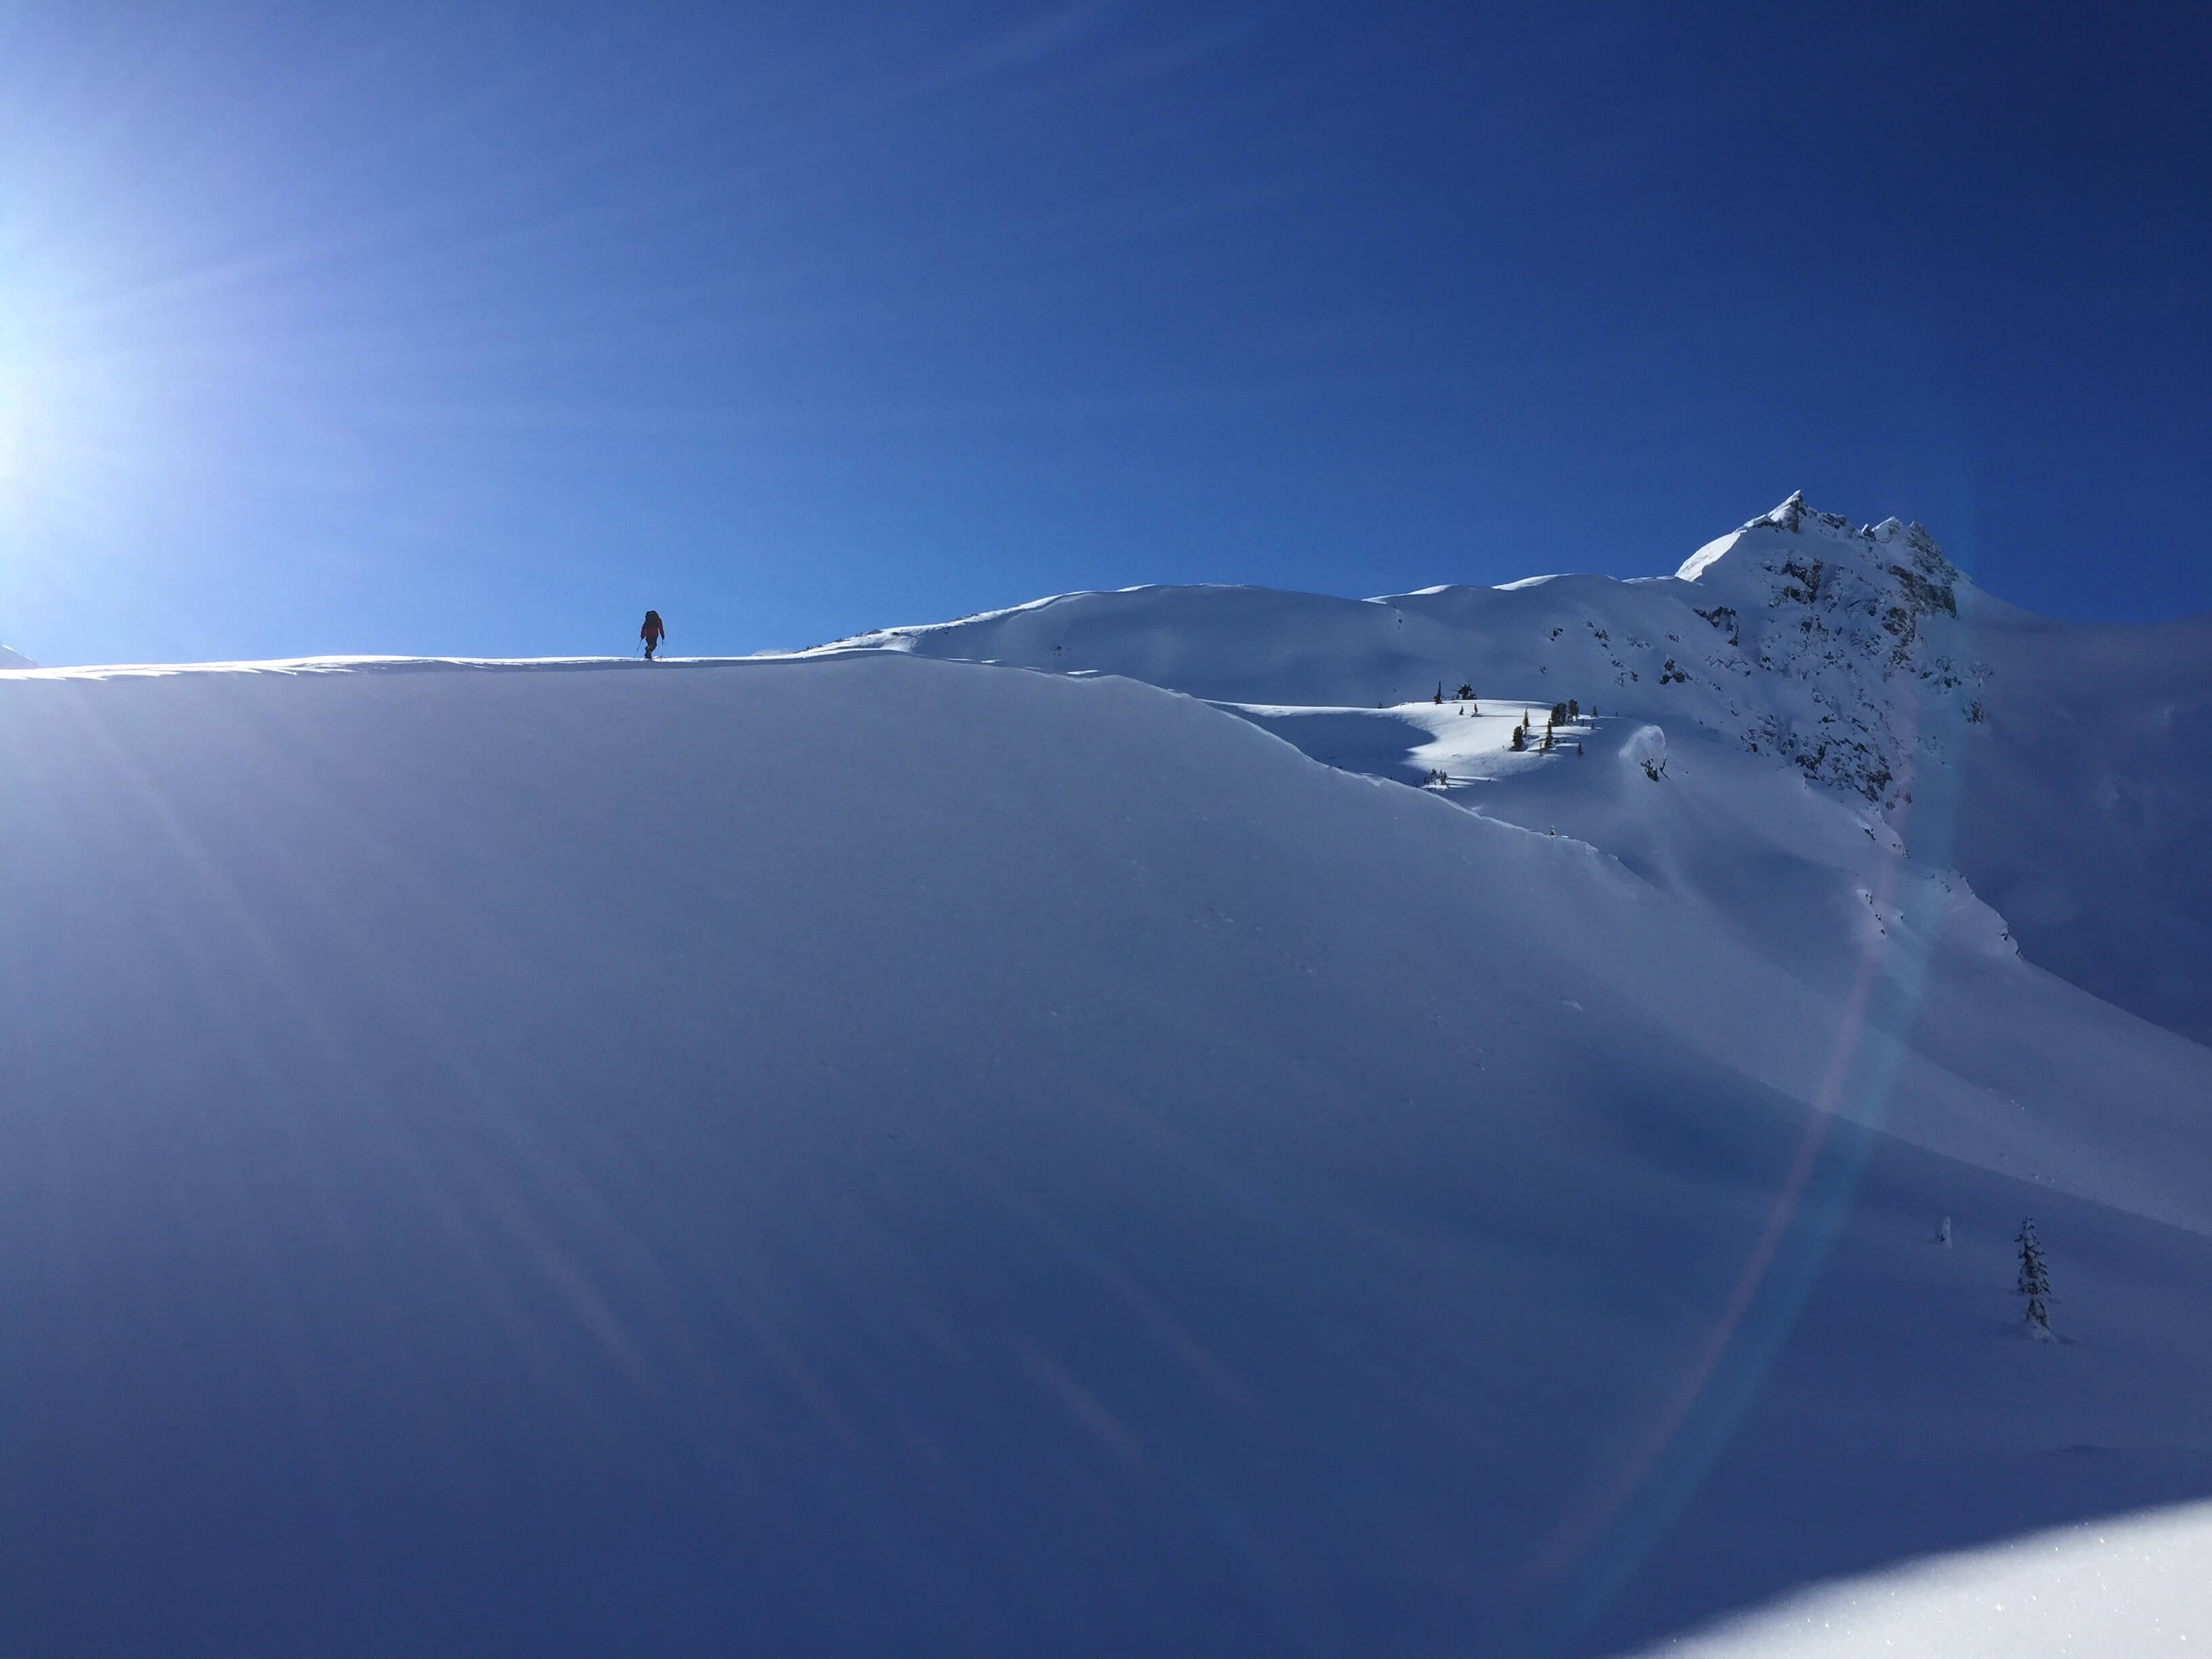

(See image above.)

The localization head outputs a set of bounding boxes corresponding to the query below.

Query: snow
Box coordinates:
[1639,1500,2212,1654]
[818,493,2212,1044]
[1211,690,2212,1235]
[4,495,2211,1653]
[0,642,37,668]
[1674,534,1740,585]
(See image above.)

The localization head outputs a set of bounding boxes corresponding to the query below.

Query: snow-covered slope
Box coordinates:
[812,495,2212,1044]
[3,653,2209,1655]
[0,642,36,669]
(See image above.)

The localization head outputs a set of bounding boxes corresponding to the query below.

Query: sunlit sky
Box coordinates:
[1,2,2207,665]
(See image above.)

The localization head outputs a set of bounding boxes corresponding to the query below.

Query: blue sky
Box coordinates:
[1,1,2207,663]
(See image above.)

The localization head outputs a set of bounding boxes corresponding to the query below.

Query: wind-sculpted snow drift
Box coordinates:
[2,499,2209,1656]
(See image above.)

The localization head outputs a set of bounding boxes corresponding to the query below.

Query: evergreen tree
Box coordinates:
[1509,725,1525,752]
[1568,699,1579,720]
[2016,1217,2053,1340]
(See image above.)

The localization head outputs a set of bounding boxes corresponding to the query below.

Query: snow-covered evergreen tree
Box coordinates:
[2016,1217,2053,1340]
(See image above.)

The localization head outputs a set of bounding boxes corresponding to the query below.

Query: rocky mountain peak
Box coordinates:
[1669,497,1983,806]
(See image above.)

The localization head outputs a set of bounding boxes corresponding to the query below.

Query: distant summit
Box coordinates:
[1676,491,1963,609]
[0,644,37,670]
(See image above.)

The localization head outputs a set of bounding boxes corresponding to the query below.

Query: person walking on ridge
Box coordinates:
[640,610,666,659]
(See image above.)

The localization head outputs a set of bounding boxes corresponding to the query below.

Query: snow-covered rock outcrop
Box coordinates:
[1672,492,1982,805]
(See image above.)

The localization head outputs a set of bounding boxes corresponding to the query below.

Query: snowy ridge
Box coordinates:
[811,495,2212,1045]
[0,651,766,680]
[819,494,1990,811]
[0,642,36,669]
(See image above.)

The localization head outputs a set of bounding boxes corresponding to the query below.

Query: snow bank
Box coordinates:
[1641,1499,2212,1655]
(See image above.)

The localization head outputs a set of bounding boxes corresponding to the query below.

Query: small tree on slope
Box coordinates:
[2016,1217,2053,1341]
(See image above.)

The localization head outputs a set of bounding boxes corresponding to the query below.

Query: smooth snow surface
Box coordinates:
[5,497,2210,1656]
[1639,1500,2212,1655]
